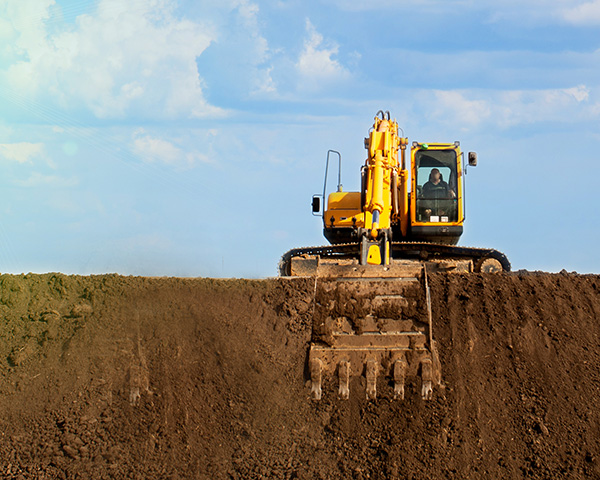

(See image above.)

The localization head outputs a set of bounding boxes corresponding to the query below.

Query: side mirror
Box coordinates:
[468,152,478,167]
[312,195,321,214]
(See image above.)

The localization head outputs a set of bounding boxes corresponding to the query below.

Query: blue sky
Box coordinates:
[0,0,599,277]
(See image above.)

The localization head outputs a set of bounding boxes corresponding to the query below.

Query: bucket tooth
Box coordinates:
[338,360,350,400]
[310,358,323,400]
[393,358,407,400]
[365,359,378,400]
[420,358,433,400]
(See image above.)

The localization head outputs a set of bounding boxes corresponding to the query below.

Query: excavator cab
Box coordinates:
[410,143,464,244]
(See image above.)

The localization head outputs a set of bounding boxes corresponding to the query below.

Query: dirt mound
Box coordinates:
[0,272,599,479]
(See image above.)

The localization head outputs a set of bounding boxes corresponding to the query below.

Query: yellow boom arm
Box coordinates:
[362,111,407,263]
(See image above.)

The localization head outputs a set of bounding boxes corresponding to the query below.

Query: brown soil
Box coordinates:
[0,272,599,479]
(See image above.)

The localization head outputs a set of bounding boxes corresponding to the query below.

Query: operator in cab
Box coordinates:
[422,168,456,199]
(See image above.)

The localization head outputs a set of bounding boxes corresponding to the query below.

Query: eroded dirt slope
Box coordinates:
[0,272,598,479]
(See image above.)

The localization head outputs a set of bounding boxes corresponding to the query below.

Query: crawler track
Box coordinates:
[280,241,511,275]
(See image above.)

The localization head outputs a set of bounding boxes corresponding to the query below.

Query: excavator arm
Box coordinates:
[359,110,407,264]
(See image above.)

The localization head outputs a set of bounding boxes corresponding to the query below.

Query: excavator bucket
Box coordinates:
[305,262,442,401]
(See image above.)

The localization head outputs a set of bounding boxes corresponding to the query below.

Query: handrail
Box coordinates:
[322,149,342,205]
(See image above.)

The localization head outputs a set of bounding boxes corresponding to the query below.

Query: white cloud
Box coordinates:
[205,0,276,98]
[495,85,591,128]
[1,0,223,119]
[418,84,593,131]
[237,2,277,97]
[252,66,277,96]
[131,129,211,168]
[564,85,590,102]
[296,19,350,89]
[132,132,181,165]
[560,0,600,25]
[431,91,492,129]
[0,142,44,163]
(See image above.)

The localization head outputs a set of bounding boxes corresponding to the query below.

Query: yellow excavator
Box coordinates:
[280,110,509,401]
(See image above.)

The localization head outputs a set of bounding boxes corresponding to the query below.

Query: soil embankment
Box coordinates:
[0,272,598,479]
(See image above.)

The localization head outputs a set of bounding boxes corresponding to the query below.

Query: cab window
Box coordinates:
[414,150,458,223]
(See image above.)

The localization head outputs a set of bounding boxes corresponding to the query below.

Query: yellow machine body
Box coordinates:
[281,111,509,402]
[323,112,466,262]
